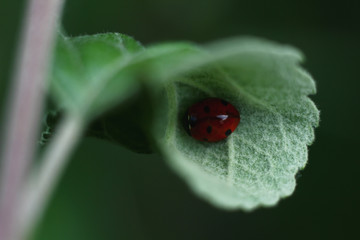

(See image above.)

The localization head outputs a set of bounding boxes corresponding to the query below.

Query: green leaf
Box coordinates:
[49,33,201,152]
[86,88,155,153]
[50,32,200,119]
[49,33,319,210]
[153,38,319,210]
[50,33,144,119]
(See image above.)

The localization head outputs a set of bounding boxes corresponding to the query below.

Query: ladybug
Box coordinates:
[185,98,240,142]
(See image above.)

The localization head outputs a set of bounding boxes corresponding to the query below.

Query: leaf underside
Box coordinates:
[155,39,319,210]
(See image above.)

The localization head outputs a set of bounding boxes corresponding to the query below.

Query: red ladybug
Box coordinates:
[185,98,240,142]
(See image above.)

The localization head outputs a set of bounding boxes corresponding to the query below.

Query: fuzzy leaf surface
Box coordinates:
[154,38,319,210]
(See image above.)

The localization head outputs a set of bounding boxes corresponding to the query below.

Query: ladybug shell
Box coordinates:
[186,98,240,142]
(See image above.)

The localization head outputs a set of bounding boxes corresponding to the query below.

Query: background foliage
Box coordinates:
[0,0,359,239]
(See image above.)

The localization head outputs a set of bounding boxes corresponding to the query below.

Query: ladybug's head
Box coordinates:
[182,111,197,136]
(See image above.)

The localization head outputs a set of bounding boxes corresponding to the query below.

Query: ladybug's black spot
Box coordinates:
[203,138,208,141]
[221,100,228,106]
[206,126,212,134]
[204,106,210,113]
[225,129,232,136]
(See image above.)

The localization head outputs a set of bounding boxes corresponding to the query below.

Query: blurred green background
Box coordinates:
[1,0,359,239]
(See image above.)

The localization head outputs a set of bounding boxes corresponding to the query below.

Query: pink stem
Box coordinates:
[0,0,65,239]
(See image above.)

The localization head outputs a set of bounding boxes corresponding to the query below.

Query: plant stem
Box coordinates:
[17,115,84,240]
[0,0,65,240]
